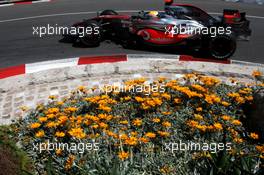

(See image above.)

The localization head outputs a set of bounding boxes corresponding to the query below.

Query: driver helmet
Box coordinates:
[164,0,174,6]
[148,11,159,17]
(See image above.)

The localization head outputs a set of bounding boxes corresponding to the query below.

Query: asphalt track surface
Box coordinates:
[0,0,263,68]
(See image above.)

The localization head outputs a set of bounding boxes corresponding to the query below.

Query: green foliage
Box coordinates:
[0,125,33,175]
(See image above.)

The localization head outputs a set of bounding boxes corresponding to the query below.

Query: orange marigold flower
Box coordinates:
[119,133,128,140]
[228,92,240,98]
[99,122,108,129]
[58,115,68,124]
[30,123,41,129]
[91,124,99,129]
[132,118,142,126]
[206,125,215,131]
[38,117,48,123]
[118,151,129,161]
[119,120,129,125]
[125,137,138,146]
[46,122,57,128]
[153,98,163,105]
[139,137,149,143]
[194,114,203,121]
[235,97,245,104]
[56,149,63,156]
[196,125,207,132]
[234,138,243,144]
[86,115,99,122]
[161,93,171,100]
[196,107,203,112]
[124,96,131,101]
[252,70,262,77]
[245,96,253,101]
[64,107,77,113]
[98,105,111,112]
[256,145,264,153]
[187,120,199,127]
[68,128,86,139]
[131,131,138,136]
[48,95,57,100]
[106,131,117,138]
[157,131,170,137]
[200,76,220,86]
[55,131,65,138]
[213,123,223,130]
[35,130,45,138]
[222,101,230,107]
[141,103,150,110]
[162,121,172,128]
[222,115,231,121]
[174,98,182,104]
[239,88,252,95]
[185,74,196,79]
[160,166,171,174]
[145,132,156,138]
[158,77,167,83]
[57,101,64,106]
[65,155,75,170]
[78,86,86,92]
[232,120,242,126]
[205,94,221,104]
[46,114,55,119]
[191,84,207,93]
[152,118,161,123]
[46,108,59,114]
[161,111,172,115]
[152,92,160,97]
[135,96,144,102]
[250,133,259,140]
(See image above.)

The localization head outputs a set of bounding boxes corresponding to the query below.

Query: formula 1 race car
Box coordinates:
[61,0,251,60]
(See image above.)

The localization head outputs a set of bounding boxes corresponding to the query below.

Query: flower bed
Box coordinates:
[14,72,264,175]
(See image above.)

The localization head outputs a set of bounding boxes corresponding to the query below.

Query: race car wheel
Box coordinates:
[79,20,102,47]
[100,10,118,16]
[209,35,236,60]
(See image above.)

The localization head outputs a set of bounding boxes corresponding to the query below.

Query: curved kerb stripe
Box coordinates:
[1,54,263,80]
[0,0,52,7]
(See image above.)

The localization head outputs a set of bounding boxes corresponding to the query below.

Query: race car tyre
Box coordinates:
[209,34,236,60]
[100,10,118,16]
[60,34,77,43]
[79,20,102,47]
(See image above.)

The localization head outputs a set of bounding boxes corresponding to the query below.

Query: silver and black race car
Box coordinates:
[164,0,251,40]
[61,0,251,60]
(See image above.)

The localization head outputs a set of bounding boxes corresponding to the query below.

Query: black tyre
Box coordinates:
[100,10,118,16]
[209,34,236,60]
[79,20,102,47]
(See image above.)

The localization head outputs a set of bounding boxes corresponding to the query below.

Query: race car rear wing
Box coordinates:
[223,9,246,23]
[223,9,251,41]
